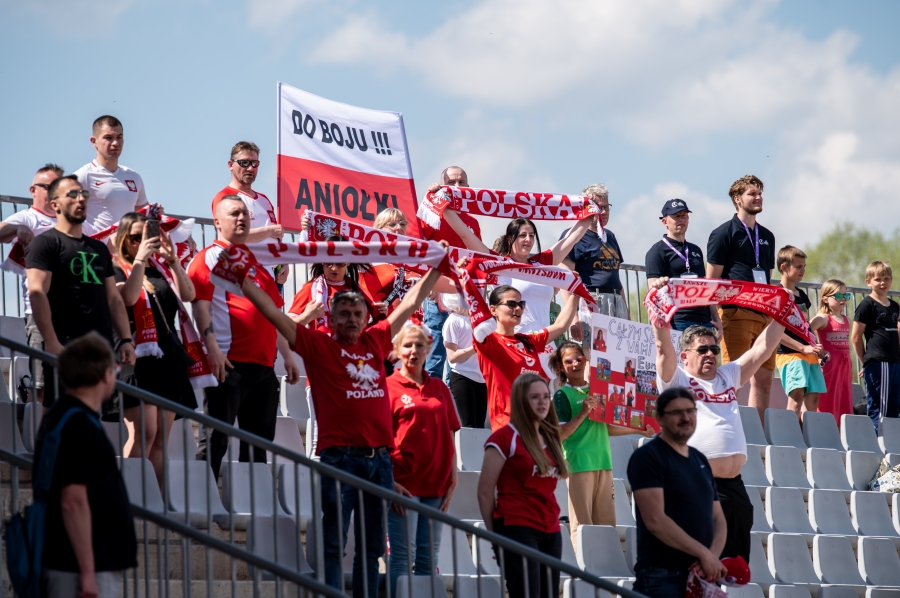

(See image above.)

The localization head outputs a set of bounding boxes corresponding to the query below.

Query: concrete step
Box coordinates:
[119,578,315,598]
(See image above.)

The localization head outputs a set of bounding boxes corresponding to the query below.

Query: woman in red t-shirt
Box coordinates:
[474,285,578,430]
[386,324,460,597]
[477,373,568,598]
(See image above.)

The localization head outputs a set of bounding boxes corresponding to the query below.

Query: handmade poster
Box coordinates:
[588,314,681,432]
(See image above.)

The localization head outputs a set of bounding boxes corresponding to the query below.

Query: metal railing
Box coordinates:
[0,334,644,598]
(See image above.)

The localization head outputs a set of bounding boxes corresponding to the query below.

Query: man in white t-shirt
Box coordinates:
[653,296,784,564]
[0,164,65,402]
[210,141,287,284]
[74,115,149,231]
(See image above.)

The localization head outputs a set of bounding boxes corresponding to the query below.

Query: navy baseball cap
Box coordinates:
[660,199,692,219]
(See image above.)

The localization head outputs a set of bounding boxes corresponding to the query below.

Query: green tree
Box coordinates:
[803,223,900,288]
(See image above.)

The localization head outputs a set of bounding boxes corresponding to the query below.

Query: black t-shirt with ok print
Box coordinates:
[25,228,115,345]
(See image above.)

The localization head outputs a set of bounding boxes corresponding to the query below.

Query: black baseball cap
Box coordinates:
[660,199,692,219]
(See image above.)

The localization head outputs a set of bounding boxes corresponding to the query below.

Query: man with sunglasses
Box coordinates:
[26,176,136,409]
[0,164,64,404]
[74,115,149,231]
[652,305,784,564]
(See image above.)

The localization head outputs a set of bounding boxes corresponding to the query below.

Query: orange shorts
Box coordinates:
[718,306,777,371]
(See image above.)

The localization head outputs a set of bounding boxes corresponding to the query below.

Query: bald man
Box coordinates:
[187,196,300,479]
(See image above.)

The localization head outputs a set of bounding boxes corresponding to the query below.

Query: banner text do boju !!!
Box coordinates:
[277,83,420,236]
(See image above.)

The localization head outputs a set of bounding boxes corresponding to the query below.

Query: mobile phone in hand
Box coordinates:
[145,219,161,239]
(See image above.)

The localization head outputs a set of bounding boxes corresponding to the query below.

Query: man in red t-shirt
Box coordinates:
[188,196,300,479]
[238,251,446,596]
[422,166,483,381]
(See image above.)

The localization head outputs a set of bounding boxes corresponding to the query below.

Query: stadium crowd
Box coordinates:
[8,114,900,598]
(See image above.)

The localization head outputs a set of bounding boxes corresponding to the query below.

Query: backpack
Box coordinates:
[5,406,101,598]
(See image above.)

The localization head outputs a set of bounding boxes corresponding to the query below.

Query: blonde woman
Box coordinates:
[477,373,567,598]
[809,279,853,425]
[386,324,460,597]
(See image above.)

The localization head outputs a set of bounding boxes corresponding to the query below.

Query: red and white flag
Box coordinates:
[277,83,420,236]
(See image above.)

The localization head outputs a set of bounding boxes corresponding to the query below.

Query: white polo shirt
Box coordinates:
[2,208,56,314]
[74,161,148,231]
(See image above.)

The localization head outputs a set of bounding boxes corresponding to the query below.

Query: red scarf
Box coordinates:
[417,185,602,232]
[119,255,217,389]
[644,278,817,344]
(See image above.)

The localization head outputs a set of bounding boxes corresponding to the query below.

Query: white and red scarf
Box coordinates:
[644,278,817,345]
[417,186,602,231]
[302,211,597,341]
[118,255,217,389]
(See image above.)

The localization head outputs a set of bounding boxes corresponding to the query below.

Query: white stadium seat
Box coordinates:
[436,524,500,590]
[394,575,449,598]
[575,525,632,580]
[220,462,289,529]
[613,478,636,534]
[741,447,770,496]
[850,491,900,539]
[246,516,312,580]
[764,487,814,540]
[624,526,636,575]
[280,376,309,421]
[812,535,865,588]
[748,489,774,534]
[472,521,500,576]
[749,533,777,590]
[818,587,862,598]
[556,478,569,519]
[769,585,813,598]
[269,416,305,462]
[724,584,765,598]
[276,463,314,530]
[858,537,900,586]
[21,400,42,453]
[119,457,165,513]
[455,427,491,471]
[166,417,198,460]
[841,415,883,454]
[807,489,856,537]
[803,411,845,452]
[740,405,769,447]
[166,459,228,528]
[846,450,884,492]
[879,418,900,454]
[893,494,900,535]
[766,445,811,494]
[765,408,808,450]
[447,471,482,521]
[766,533,820,585]
[806,448,852,498]
[609,436,634,492]
[101,420,128,457]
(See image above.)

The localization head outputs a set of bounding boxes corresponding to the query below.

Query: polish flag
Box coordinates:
[277,82,420,236]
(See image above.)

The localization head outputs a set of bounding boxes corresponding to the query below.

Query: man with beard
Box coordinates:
[706,176,777,423]
[26,176,136,408]
[650,314,784,567]
[628,387,728,598]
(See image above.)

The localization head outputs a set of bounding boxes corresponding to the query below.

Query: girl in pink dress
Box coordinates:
[809,279,853,426]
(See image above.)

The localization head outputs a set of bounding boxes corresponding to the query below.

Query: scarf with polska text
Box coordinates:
[117,255,218,389]
[302,211,597,340]
[416,186,603,231]
[644,278,817,345]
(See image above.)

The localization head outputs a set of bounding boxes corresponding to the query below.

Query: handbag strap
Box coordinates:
[149,289,175,335]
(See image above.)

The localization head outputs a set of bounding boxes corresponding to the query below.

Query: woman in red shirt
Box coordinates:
[386,324,460,598]
[473,285,578,430]
[477,373,568,598]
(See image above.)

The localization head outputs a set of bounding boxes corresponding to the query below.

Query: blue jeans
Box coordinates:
[634,565,689,598]
[319,450,393,598]
[863,360,900,432]
[387,496,444,598]
[423,299,449,380]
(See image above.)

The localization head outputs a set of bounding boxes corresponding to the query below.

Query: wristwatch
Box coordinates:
[115,338,134,352]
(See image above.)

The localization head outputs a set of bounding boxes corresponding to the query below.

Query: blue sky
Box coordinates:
[1,0,898,266]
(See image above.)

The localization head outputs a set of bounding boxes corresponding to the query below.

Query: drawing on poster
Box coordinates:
[588,313,681,432]
[595,358,611,381]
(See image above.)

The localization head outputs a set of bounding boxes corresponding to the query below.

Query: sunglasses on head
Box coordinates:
[232,159,260,168]
[830,293,852,301]
[687,345,721,356]
[55,189,89,200]
[498,300,527,310]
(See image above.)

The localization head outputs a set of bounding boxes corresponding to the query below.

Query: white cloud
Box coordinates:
[247,0,313,31]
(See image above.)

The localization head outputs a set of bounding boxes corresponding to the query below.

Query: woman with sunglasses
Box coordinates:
[477,373,567,598]
[549,341,653,546]
[809,279,853,426]
[474,285,578,431]
[443,209,593,379]
[113,212,196,486]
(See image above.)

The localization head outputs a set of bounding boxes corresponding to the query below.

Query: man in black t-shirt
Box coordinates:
[26,175,135,408]
[851,261,900,431]
[645,199,721,335]
[34,332,137,598]
[628,387,727,598]
[706,175,777,423]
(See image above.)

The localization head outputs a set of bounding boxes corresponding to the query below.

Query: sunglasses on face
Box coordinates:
[55,189,90,200]
[498,300,527,310]
[830,293,852,301]
[232,159,260,168]
[687,344,721,356]
[127,234,142,244]
[33,183,50,190]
